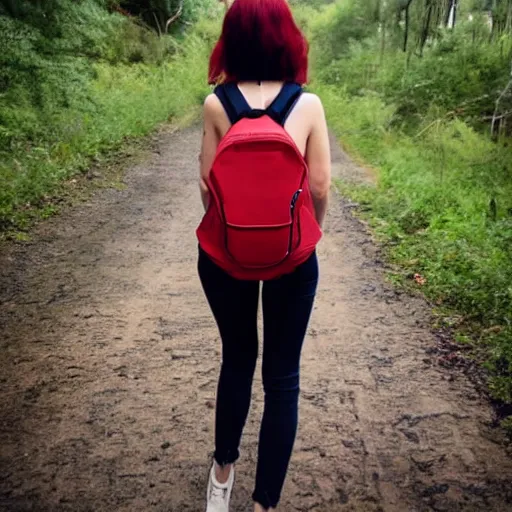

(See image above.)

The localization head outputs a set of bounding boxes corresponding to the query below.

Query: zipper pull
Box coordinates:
[291,189,302,210]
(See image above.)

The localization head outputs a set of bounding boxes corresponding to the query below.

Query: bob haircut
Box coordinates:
[208,0,309,85]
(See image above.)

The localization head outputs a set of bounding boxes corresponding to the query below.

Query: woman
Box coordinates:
[198,1,331,511]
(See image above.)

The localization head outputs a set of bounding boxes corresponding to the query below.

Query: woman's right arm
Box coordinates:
[305,95,331,228]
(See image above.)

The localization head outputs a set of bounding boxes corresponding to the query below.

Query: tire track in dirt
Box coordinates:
[1,126,511,512]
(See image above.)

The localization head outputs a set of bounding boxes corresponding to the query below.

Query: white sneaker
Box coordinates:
[206,462,235,512]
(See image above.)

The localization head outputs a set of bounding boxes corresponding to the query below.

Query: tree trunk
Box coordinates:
[420,0,434,56]
[164,1,183,33]
[402,0,415,52]
[404,3,411,51]
[433,0,443,29]
[446,0,458,28]
[444,0,452,25]
[379,0,386,64]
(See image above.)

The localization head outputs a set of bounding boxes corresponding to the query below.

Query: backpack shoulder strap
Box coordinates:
[214,83,251,125]
[214,82,303,126]
[266,83,303,126]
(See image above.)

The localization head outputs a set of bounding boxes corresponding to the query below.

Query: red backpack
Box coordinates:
[197,82,322,281]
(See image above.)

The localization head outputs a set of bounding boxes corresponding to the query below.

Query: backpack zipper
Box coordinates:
[291,189,302,211]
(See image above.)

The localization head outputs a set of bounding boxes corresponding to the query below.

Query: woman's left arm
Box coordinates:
[199,94,223,211]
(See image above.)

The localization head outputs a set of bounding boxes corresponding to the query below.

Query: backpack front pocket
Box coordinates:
[222,190,302,269]
[224,221,293,268]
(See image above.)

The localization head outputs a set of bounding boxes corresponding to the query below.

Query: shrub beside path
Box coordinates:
[1,126,511,511]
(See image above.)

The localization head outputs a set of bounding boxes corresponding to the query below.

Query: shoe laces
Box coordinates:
[209,482,227,504]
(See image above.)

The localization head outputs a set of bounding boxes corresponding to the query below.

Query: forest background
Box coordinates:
[1,0,511,429]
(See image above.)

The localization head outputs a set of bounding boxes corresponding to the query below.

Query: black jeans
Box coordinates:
[198,248,318,509]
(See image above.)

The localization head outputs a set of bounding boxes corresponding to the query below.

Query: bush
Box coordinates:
[378,33,512,127]
[308,0,380,70]
[316,79,512,408]
[307,0,512,132]
[0,2,217,229]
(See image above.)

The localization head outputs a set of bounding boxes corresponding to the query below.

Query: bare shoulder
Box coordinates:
[204,93,224,118]
[301,92,324,109]
[297,92,326,120]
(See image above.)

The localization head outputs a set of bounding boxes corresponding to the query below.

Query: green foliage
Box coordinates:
[387,32,511,127]
[0,1,216,229]
[319,83,512,406]
[116,0,218,32]
[308,1,512,131]
[0,0,215,33]
[305,0,512,416]
[309,0,381,69]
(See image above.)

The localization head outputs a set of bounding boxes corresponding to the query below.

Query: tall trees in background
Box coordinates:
[445,0,457,27]
[309,0,511,134]
[488,0,512,35]
[388,0,512,52]
[400,0,415,51]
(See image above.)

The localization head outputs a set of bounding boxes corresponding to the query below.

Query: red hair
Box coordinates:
[208,0,309,85]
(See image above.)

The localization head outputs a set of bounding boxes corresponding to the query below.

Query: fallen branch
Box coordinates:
[483,110,512,121]
[414,94,491,139]
[152,11,162,37]
[165,1,183,34]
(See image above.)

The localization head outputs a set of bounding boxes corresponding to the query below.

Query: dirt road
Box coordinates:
[1,126,511,512]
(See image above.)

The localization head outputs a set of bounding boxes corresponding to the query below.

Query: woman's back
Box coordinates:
[209,81,317,157]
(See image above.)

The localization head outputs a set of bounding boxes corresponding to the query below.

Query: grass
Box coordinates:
[313,82,512,425]
[0,111,198,244]
[0,28,213,236]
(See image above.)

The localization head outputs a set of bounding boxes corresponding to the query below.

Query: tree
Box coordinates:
[419,0,434,54]
[397,0,416,52]
[445,0,458,27]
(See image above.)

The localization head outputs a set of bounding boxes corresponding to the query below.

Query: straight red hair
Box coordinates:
[209,0,309,85]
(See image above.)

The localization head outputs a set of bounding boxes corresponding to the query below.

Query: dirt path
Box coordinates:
[1,126,511,512]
